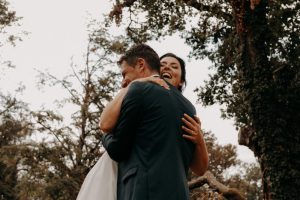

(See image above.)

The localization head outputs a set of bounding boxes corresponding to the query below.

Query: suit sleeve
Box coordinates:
[102,82,143,162]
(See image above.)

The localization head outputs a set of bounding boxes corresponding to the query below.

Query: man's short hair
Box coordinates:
[118,44,160,72]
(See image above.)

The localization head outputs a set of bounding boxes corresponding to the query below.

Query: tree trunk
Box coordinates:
[233,0,300,199]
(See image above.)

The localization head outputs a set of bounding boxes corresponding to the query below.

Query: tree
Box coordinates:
[106,0,300,198]
[16,27,122,199]
[189,132,262,200]
[203,131,239,182]
[0,0,18,42]
[227,162,263,200]
[0,0,21,48]
[0,0,22,69]
[0,92,33,200]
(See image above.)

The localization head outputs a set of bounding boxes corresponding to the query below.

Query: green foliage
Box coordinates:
[0,93,32,200]
[189,131,262,199]
[13,28,123,199]
[226,162,263,200]
[0,0,21,47]
[0,0,17,31]
[106,0,300,198]
[0,0,22,71]
[203,131,239,181]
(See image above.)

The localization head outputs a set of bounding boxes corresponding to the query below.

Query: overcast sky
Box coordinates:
[1,0,255,163]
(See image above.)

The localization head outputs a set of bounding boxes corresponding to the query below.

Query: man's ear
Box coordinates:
[136,58,146,72]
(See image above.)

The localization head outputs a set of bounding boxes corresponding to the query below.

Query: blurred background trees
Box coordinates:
[0,0,19,45]
[2,0,299,199]
[1,4,121,197]
[189,131,262,199]
[0,93,32,200]
[1,2,28,198]
[106,0,300,199]
[11,29,121,199]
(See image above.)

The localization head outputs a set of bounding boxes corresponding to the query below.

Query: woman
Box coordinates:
[77,53,209,200]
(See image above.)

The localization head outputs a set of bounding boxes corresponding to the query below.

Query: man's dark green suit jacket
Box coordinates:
[102,81,196,200]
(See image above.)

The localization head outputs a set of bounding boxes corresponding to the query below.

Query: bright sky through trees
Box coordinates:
[1,0,255,163]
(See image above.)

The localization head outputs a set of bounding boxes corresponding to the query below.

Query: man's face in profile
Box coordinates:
[120,60,140,88]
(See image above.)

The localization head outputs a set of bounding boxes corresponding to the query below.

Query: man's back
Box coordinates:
[103,81,196,200]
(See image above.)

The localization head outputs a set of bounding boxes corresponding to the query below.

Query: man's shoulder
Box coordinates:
[129,81,166,93]
[128,81,144,90]
[125,81,155,99]
[171,87,196,113]
[124,82,144,99]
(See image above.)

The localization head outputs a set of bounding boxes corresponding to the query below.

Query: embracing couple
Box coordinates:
[77,44,209,200]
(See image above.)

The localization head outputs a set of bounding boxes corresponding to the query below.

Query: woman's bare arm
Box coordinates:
[182,114,209,176]
[99,76,169,133]
[99,87,128,133]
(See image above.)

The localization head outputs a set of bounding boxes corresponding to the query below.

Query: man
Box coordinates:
[102,44,196,200]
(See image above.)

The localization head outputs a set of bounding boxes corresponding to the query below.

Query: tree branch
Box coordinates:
[182,0,232,21]
[188,171,246,200]
[0,98,16,115]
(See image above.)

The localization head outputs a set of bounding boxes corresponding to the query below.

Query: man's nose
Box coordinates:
[121,79,130,88]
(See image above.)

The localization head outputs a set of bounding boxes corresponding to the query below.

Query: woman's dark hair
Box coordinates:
[160,53,186,92]
[118,44,160,73]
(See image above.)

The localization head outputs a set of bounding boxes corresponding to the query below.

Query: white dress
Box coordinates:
[76,151,118,200]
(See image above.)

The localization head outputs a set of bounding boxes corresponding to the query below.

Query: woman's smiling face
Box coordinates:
[160,56,183,88]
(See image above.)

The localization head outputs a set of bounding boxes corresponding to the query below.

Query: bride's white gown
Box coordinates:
[76,151,118,200]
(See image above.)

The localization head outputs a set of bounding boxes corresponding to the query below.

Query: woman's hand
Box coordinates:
[181,113,203,144]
